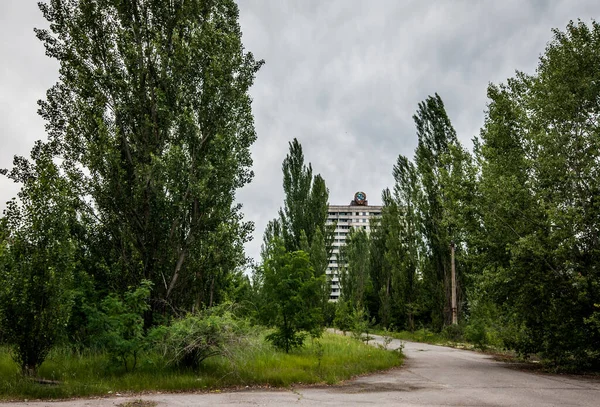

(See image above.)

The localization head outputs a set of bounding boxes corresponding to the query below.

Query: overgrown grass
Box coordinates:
[0,332,402,400]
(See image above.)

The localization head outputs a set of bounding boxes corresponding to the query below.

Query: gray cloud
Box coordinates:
[2,0,599,264]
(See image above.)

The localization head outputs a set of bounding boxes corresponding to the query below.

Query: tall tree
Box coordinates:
[339,227,372,309]
[390,156,423,331]
[278,139,330,253]
[368,200,393,327]
[262,138,334,318]
[413,94,457,328]
[31,0,263,312]
[476,20,600,367]
[0,142,76,375]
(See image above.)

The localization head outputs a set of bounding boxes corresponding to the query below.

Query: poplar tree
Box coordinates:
[32,0,263,311]
[278,139,331,253]
[413,94,457,328]
[262,138,334,319]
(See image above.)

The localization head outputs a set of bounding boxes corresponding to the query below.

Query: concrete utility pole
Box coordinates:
[450,240,457,325]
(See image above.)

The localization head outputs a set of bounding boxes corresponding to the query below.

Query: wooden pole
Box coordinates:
[450,240,457,325]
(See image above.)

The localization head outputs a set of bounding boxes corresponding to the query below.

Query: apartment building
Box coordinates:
[326,191,382,301]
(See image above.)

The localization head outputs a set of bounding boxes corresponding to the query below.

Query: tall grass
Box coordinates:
[0,332,402,400]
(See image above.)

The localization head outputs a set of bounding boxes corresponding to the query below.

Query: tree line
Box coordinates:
[332,21,600,370]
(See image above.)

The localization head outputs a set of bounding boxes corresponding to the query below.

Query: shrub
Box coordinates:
[154,304,250,369]
[441,324,464,342]
[350,307,372,342]
[333,300,353,334]
[0,150,76,376]
[88,280,152,372]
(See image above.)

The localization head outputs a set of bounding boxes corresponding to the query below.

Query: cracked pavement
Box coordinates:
[2,335,599,406]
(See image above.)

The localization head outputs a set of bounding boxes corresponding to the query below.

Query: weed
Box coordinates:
[0,332,403,400]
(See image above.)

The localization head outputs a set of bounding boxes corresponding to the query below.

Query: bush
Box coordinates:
[88,280,152,372]
[333,300,353,334]
[154,304,250,369]
[464,321,487,349]
[0,231,75,377]
[441,324,464,342]
[323,301,337,327]
[0,152,76,376]
[350,307,373,343]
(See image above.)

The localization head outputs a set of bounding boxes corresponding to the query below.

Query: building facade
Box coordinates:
[326,192,382,301]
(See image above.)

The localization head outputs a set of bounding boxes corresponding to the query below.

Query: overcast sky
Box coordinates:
[1,1,599,263]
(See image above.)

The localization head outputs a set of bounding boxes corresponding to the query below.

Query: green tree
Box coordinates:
[0,143,76,376]
[413,94,473,329]
[333,300,353,335]
[475,20,600,368]
[368,202,393,327]
[278,139,331,253]
[34,0,263,313]
[339,228,372,310]
[262,239,324,352]
[391,156,423,331]
[262,138,334,321]
[90,280,152,372]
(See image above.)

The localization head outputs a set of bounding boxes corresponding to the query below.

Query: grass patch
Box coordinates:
[0,332,402,400]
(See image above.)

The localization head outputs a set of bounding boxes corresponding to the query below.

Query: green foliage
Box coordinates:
[0,333,402,400]
[153,304,250,369]
[262,242,324,352]
[333,300,353,334]
[29,0,263,313]
[339,228,372,309]
[0,144,76,376]
[260,138,334,327]
[350,307,373,343]
[379,328,394,350]
[278,139,331,253]
[89,281,152,372]
[474,20,600,369]
[441,324,464,343]
[323,300,337,327]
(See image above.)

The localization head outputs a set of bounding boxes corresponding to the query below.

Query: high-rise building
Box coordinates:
[326,191,382,301]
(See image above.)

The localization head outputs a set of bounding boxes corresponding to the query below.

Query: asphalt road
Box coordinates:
[3,335,599,406]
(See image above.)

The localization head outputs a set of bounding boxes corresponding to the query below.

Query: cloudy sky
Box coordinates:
[1,1,599,263]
